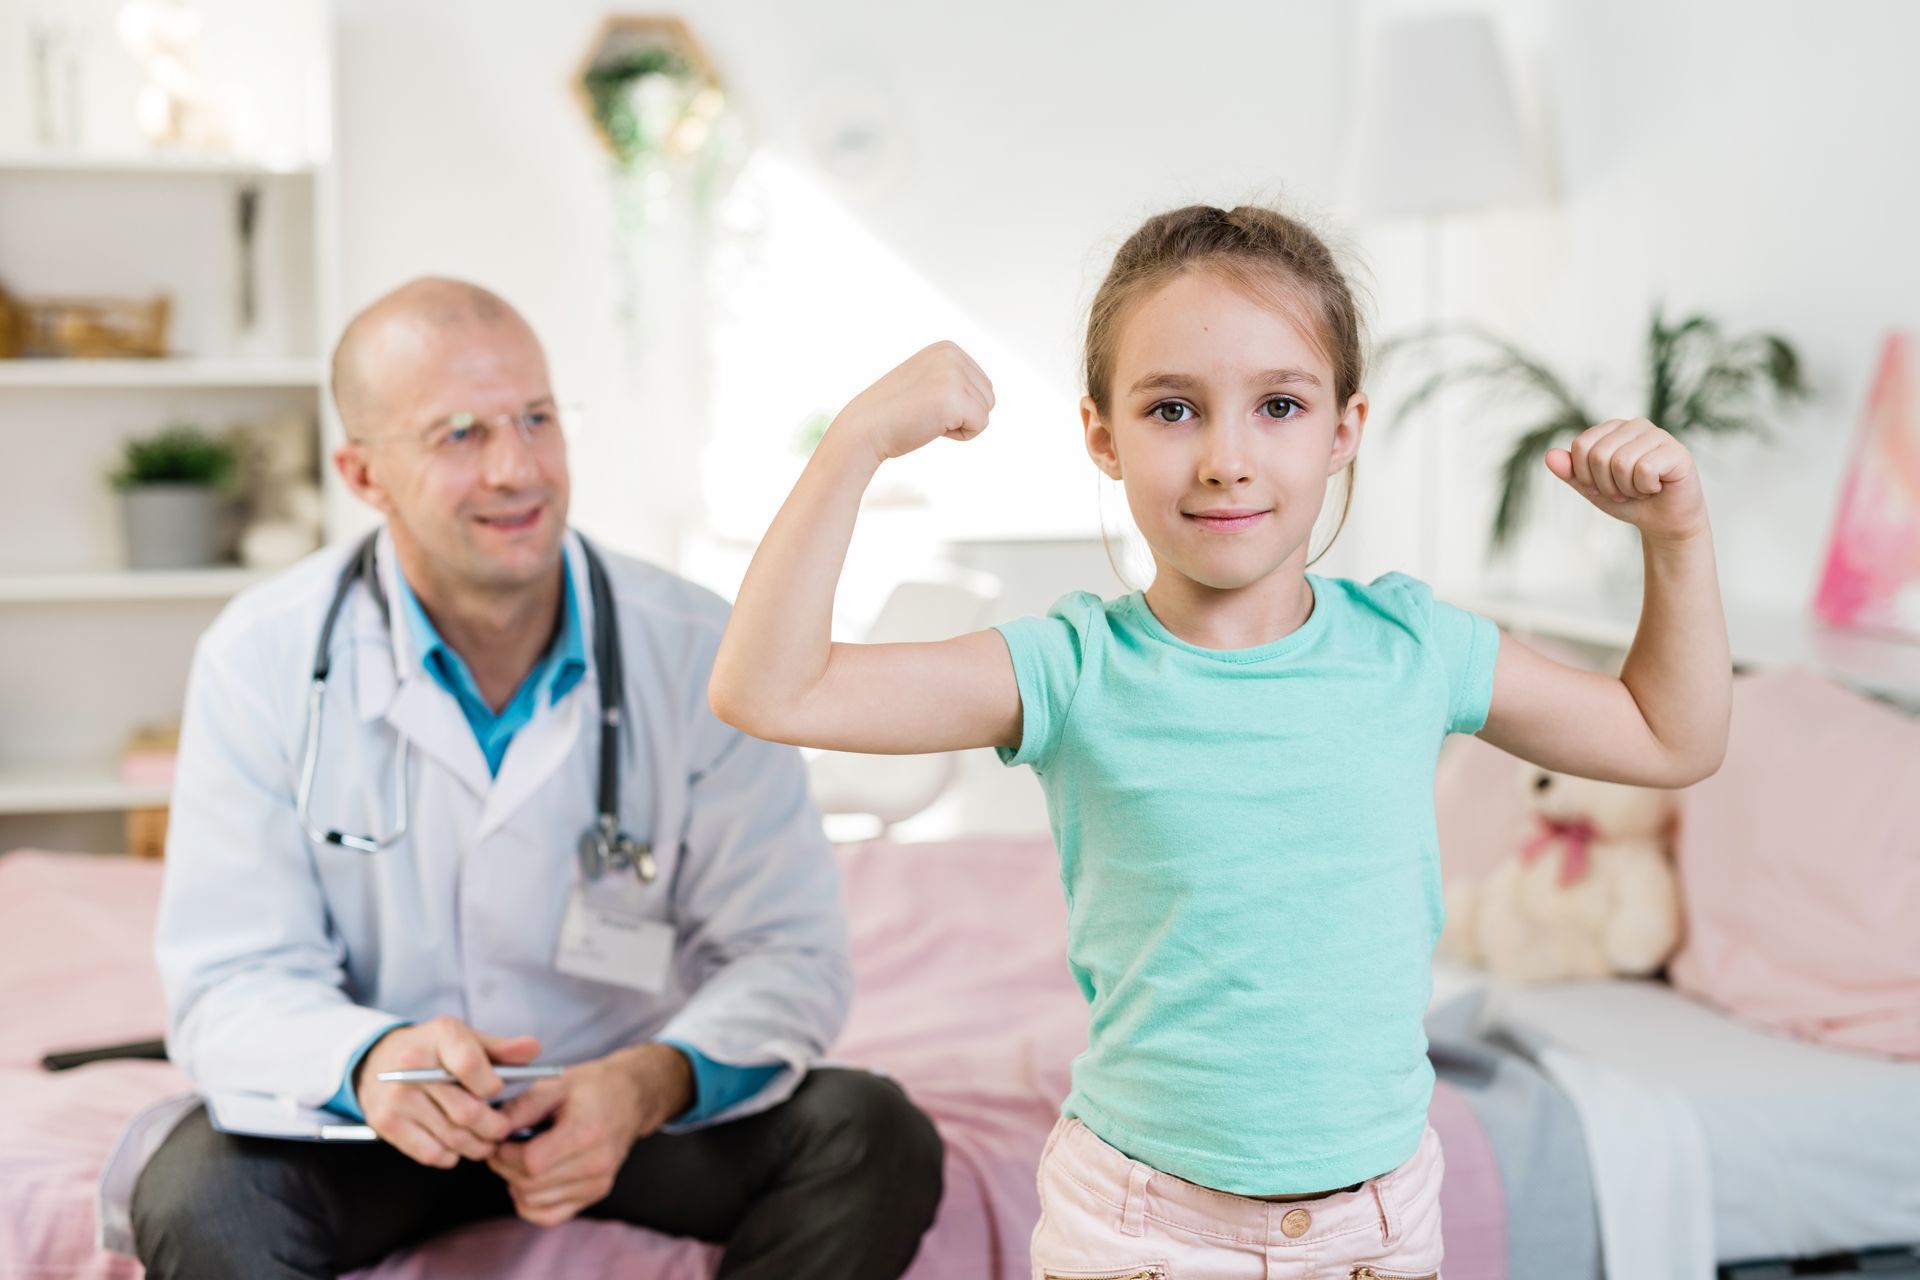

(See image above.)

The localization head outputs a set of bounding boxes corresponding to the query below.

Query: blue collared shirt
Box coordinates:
[324,551,778,1123]
[397,554,588,777]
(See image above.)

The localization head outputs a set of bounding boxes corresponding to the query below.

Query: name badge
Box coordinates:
[553,886,675,992]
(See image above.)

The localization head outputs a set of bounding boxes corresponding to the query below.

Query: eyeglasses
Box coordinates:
[418,400,569,456]
[358,400,575,465]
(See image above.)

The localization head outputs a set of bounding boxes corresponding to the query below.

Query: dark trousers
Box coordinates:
[131,1068,943,1280]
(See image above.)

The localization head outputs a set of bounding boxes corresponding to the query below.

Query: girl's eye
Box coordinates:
[1262,396,1302,419]
[1149,401,1192,424]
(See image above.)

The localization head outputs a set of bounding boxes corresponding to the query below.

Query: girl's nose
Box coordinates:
[1198,425,1253,487]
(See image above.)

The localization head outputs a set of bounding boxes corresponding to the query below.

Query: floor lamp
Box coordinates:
[1344,10,1549,584]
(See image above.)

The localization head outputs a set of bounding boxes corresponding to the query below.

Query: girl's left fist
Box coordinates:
[1545,418,1707,542]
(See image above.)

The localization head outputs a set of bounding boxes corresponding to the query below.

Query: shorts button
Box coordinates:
[1281,1207,1312,1238]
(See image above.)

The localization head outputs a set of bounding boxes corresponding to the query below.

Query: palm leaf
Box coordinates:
[1491,413,1588,551]
[1382,307,1806,560]
[1382,323,1590,427]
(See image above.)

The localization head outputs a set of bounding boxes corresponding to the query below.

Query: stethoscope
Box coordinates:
[294,530,657,883]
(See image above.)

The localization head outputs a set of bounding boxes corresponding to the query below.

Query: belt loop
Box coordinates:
[1373,1176,1397,1246]
[1120,1161,1153,1237]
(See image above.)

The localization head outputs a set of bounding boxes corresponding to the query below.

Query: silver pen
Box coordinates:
[374,1065,565,1084]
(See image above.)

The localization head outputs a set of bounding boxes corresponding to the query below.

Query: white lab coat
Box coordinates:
[97,529,851,1253]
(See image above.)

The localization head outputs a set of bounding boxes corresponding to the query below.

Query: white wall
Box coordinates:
[1390,0,1920,611]
[325,0,1920,835]
[331,0,1920,606]
[330,0,1353,566]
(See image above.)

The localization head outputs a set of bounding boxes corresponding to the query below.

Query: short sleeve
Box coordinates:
[991,591,1101,772]
[1429,596,1500,735]
[1371,573,1501,736]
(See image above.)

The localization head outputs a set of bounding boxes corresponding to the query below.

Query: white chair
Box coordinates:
[805,568,1002,838]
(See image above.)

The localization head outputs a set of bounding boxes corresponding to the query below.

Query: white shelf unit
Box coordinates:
[0,767,171,816]
[0,568,270,604]
[0,36,340,849]
[1464,590,1920,707]
[0,358,325,389]
[0,151,315,179]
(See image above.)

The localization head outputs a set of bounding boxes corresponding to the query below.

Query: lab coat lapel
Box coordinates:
[475,537,597,842]
[385,679,492,800]
[349,527,491,800]
[477,688,584,842]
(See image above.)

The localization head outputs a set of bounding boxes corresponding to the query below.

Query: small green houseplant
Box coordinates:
[110,425,237,569]
[1385,308,1807,553]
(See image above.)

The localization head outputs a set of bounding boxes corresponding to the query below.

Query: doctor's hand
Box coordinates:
[354,1016,542,1169]
[485,1042,695,1227]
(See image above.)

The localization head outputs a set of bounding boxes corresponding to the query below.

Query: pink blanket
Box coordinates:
[2,841,1507,1278]
[1669,669,1920,1059]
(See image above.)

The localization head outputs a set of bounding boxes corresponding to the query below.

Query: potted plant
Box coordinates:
[110,424,237,569]
[1385,308,1807,555]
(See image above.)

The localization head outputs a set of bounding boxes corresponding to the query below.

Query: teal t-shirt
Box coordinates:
[993,572,1499,1195]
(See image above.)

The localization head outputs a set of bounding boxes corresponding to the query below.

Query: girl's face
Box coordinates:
[1084,268,1366,595]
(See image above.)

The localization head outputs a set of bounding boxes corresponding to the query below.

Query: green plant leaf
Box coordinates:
[1381,306,1806,559]
[112,425,236,490]
[1491,413,1587,551]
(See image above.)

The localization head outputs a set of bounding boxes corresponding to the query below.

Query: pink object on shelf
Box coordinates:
[1670,669,1920,1060]
[1814,332,1920,640]
[0,839,1510,1279]
[114,754,176,788]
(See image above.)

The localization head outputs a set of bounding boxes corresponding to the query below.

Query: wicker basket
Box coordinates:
[0,289,171,359]
[126,806,170,859]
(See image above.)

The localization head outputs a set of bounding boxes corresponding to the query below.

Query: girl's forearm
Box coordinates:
[1618,524,1733,781]
[709,428,880,732]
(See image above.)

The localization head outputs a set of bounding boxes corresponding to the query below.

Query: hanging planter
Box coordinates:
[574,17,734,336]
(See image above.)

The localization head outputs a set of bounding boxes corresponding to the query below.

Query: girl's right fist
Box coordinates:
[832,341,995,463]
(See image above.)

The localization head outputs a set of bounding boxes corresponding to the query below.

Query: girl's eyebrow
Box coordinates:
[1129,368,1322,395]
[1252,367,1321,389]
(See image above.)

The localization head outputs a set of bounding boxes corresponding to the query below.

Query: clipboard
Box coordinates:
[204,1091,377,1142]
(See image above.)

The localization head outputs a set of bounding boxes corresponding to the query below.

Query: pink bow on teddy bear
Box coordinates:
[1520,815,1598,887]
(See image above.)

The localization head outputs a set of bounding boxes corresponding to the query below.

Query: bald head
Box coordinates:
[328,274,569,600]
[330,277,540,439]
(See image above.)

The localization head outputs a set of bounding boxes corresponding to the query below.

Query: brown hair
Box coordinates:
[1085,204,1367,565]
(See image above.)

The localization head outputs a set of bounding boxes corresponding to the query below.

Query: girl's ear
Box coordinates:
[1083,396,1123,480]
[1328,390,1368,475]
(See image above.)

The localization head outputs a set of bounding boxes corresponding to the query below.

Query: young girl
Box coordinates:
[709,205,1730,1279]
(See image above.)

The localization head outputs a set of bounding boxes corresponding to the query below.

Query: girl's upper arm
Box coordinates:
[768,627,1025,755]
[1476,631,1677,786]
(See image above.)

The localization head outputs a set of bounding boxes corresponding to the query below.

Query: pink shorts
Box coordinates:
[1030,1118,1446,1280]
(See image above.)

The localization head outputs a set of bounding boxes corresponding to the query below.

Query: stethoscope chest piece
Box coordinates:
[578,817,658,884]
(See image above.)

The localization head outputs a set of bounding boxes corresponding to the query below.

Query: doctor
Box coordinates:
[124,278,943,1279]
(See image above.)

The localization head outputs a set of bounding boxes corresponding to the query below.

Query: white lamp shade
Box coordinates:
[1345,11,1547,217]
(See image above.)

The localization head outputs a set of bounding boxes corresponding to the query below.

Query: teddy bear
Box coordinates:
[1441,765,1684,982]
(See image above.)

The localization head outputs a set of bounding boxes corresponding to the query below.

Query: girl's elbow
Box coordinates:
[1665,739,1727,788]
[706,676,756,735]
[708,681,806,745]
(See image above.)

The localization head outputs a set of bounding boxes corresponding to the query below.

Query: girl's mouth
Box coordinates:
[1183,508,1270,533]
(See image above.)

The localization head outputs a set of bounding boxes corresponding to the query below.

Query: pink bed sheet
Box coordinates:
[1,840,1506,1279]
